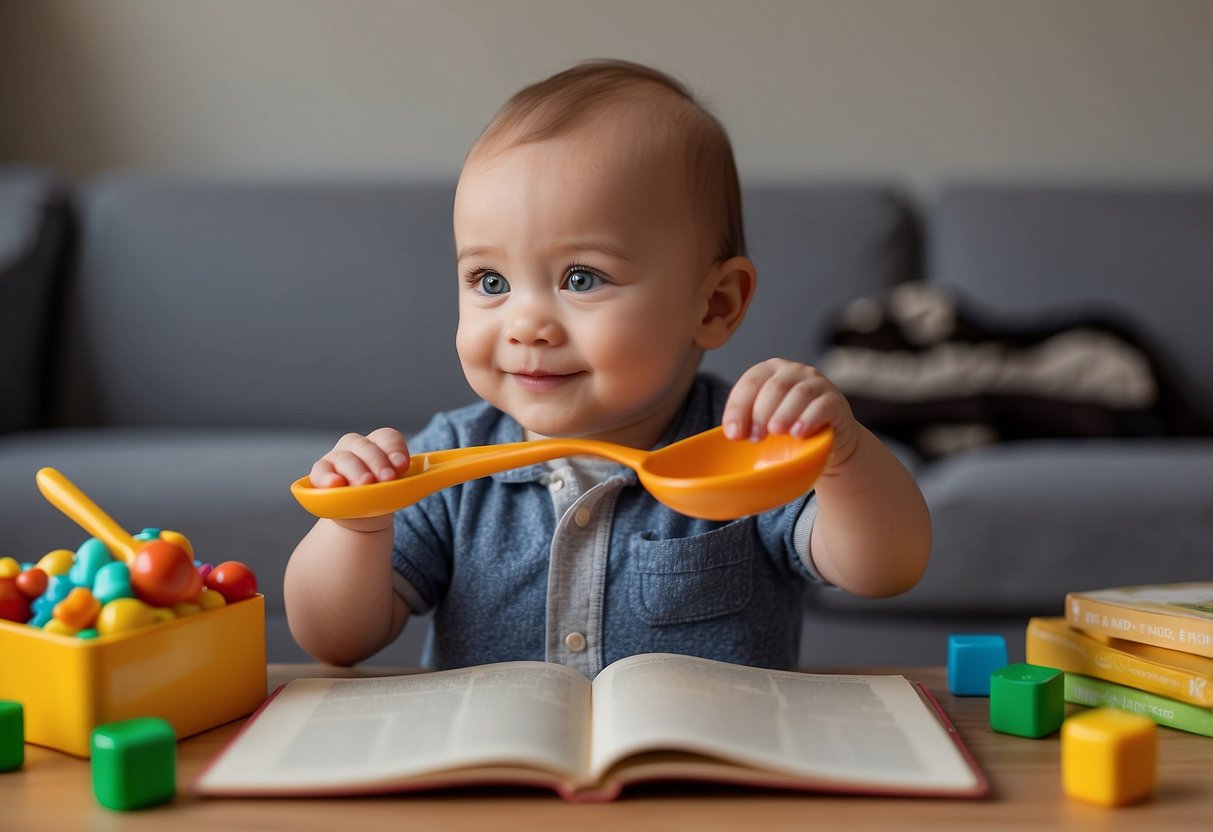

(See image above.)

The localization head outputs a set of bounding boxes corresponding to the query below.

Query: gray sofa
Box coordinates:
[2,165,1210,667]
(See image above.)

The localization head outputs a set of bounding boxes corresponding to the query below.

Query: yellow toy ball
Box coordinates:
[36,549,76,577]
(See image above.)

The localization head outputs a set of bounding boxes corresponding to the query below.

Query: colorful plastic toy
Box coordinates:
[53,586,103,632]
[35,548,74,576]
[947,634,1009,696]
[292,424,834,521]
[28,468,254,621]
[1062,707,1157,806]
[0,468,267,757]
[14,566,48,599]
[0,700,23,772]
[0,592,265,756]
[91,717,177,810]
[205,561,258,603]
[36,468,189,570]
[129,540,203,607]
[990,663,1065,738]
[0,578,31,623]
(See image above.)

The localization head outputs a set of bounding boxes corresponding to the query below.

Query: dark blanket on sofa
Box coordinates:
[820,283,1204,457]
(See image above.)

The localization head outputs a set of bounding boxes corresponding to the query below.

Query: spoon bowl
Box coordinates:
[291,425,833,521]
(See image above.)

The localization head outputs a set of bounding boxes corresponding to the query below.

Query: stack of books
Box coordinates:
[1026,582,1213,737]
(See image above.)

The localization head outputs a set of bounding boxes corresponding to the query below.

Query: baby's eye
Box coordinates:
[478,272,510,295]
[565,268,603,293]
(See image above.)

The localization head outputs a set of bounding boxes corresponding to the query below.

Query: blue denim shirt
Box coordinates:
[392,374,820,677]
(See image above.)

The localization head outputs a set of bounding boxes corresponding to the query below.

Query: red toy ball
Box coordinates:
[0,578,32,623]
[205,561,258,603]
[15,567,48,599]
[131,540,204,607]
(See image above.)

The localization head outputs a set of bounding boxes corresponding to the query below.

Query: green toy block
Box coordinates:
[990,663,1065,738]
[91,717,177,810]
[0,700,23,771]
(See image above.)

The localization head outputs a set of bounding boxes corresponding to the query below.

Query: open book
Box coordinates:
[194,653,986,801]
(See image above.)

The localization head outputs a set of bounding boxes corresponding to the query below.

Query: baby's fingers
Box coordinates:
[309,458,347,489]
[366,427,411,476]
[313,430,408,488]
[763,379,825,437]
[722,362,778,440]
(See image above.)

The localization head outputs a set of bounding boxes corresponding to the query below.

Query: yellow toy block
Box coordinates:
[1061,707,1157,807]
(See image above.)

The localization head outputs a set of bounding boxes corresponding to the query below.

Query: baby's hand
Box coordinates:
[310,428,411,488]
[723,358,858,465]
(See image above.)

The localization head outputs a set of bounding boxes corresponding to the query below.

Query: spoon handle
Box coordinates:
[411,437,646,472]
[36,468,139,562]
[291,437,647,520]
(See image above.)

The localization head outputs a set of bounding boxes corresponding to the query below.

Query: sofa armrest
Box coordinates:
[0,166,68,435]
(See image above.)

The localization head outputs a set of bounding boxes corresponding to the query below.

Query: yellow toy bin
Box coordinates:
[0,593,266,757]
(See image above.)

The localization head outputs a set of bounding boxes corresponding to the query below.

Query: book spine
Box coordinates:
[1064,594,1213,659]
[1026,620,1213,708]
[1064,674,1213,738]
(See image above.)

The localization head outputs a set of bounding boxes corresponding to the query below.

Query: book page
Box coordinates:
[589,653,977,790]
[198,661,591,792]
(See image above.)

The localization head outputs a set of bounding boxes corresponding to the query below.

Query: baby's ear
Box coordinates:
[694,256,757,349]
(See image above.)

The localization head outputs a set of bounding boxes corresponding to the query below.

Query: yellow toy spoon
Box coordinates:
[291,426,833,522]
[36,467,142,563]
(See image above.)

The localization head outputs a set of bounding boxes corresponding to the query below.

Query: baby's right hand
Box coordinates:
[310,427,410,488]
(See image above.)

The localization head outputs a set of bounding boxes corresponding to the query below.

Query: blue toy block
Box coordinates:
[947,634,1009,696]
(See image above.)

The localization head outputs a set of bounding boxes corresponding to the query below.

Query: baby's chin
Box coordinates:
[516,417,598,442]
[486,389,651,443]
[510,409,617,442]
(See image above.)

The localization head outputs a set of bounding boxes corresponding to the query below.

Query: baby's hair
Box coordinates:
[472,59,746,260]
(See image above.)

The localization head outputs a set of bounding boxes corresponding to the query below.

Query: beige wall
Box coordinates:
[1,0,1211,188]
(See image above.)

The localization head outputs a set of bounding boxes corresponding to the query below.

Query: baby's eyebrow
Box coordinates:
[457,242,636,263]
[553,241,636,262]
[456,245,498,262]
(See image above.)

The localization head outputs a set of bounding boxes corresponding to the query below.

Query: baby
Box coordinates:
[284,60,930,675]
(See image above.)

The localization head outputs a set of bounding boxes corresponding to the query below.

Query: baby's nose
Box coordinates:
[505,305,565,346]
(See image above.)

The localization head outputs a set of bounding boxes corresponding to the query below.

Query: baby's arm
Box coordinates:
[723,359,930,597]
[283,429,413,666]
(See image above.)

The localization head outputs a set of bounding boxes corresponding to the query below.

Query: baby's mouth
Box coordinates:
[509,370,583,392]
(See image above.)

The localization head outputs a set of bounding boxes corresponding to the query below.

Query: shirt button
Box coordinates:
[565,632,587,652]
[549,475,564,492]
[574,506,591,528]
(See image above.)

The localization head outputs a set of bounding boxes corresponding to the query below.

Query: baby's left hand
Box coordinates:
[722,358,858,465]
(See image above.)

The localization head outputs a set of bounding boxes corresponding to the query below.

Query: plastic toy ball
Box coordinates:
[15,567,48,599]
[204,562,257,604]
[0,579,32,623]
[130,541,203,608]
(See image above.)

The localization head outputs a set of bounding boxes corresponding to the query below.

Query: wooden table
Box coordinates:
[4,665,1210,831]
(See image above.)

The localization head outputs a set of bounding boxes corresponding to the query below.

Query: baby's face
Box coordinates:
[453,123,716,446]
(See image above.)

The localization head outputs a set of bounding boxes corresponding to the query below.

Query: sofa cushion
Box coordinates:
[812,439,1213,616]
[0,167,67,435]
[56,176,476,432]
[928,186,1213,425]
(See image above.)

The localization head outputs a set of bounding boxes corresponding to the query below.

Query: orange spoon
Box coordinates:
[291,426,833,522]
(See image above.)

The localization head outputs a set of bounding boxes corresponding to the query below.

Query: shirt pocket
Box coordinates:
[630,522,755,626]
